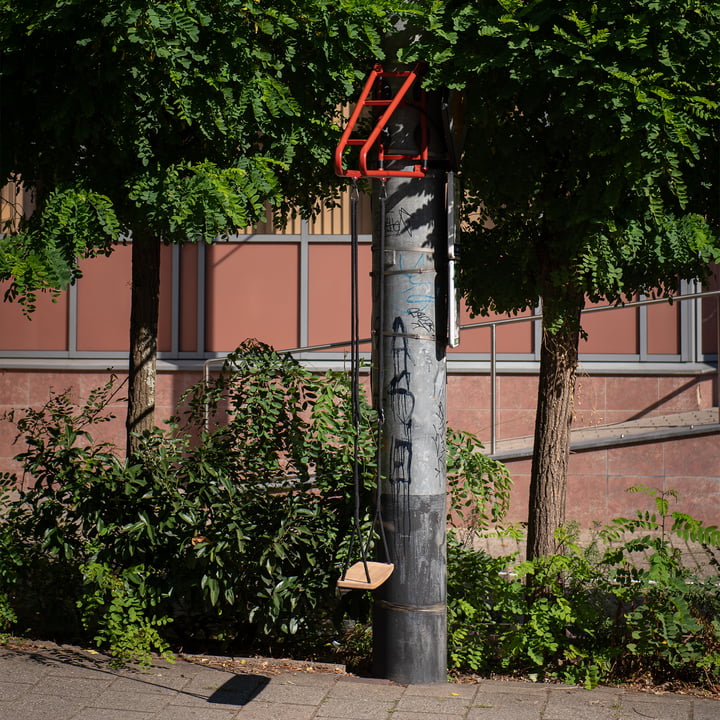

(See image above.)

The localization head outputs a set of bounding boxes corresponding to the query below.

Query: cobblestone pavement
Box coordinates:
[1,641,717,720]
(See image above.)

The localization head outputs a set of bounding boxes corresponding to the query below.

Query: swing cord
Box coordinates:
[367,180,391,565]
[345,180,371,583]
[341,179,392,586]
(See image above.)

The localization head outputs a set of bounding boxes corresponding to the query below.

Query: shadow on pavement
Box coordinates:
[207,674,269,706]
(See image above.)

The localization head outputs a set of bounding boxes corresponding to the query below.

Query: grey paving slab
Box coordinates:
[251,680,329,705]
[543,687,625,720]
[179,667,239,689]
[619,695,692,720]
[115,664,197,685]
[235,701,317,719]
[0,658,45,684]
[693,698,720,720]
[107,674,191,695]
[390,713,468,720]
[466,703,545,720]
[152,706,240,720]
[0,694,88,720]
[395,693,475,715]
[167,693,249,712]
[43,663,119,681]
[315,696,396,718]
[73,709,154,720]
[86,689,176,713]
[14,648,119,679]
[404,682,478,699]
[33,674,114,698]
[470,689,549,707]
[0,680,29,703]
[327,678,404,700]
[170,673,265,711]
[267,671,340,687]
[466,689,547,720]
[475,681,549,698]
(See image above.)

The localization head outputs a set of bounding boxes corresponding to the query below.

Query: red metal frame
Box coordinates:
[334,63,428,180]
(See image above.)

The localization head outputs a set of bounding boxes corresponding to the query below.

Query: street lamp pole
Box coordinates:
[371,79,448,685]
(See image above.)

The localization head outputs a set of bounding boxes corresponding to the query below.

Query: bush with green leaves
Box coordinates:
[595,486,720,686]
[0,487,20,634]
[447,486,720,690]
[78,563,173,668]
[0,342,372,657]
[0,340,509,664]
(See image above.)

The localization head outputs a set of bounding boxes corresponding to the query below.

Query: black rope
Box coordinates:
[341,179,392,587]
[367,180,391,565]
[343,180,371,584]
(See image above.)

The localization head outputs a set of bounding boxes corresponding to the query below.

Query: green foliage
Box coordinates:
[0,187,119,311]
[78,563,173,668]
[447,535,518,673]
[596,486,720,683]
[0,486,20,632]
[337,622,374,674]
[446,427,512,534]
[447,486,720,690]
[410,0,720,328]
[0,342,372,656]
[0,0,396,302]
[0,340,509,663]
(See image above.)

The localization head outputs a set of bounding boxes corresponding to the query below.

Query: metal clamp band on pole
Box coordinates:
[374,599,446,614]
[383,268,436,277]
[383,331,437,342]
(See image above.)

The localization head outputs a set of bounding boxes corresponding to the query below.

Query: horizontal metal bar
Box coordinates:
[460,289,720,332]
[492,422,720,462]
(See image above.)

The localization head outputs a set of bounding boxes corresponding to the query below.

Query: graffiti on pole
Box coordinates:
[385,208,413,239]
[432,386,446,485]
[408,307,434,335]
[388,316,414,542]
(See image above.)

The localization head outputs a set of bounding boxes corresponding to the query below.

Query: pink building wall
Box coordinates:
[454,374,719,528]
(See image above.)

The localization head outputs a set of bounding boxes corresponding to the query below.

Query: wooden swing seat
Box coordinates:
[337,561,394,590]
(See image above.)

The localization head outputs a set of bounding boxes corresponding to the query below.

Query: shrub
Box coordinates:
[0,340,509,664]
[447,485,720,690]
[0,342,376,657]
[78,562,173,668]
[595,486,720,686]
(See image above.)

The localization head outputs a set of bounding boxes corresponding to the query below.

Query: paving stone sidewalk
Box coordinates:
[0,642,717,720]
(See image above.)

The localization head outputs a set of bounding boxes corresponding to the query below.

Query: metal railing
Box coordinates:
[461,289,720,454]
[203,289,720,454]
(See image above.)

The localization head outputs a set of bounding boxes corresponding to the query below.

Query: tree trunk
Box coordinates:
[526,289,584,560]
[126,228,161,458]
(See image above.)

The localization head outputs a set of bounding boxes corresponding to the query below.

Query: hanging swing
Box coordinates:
[335,63,428,592]
[336,179,394,591]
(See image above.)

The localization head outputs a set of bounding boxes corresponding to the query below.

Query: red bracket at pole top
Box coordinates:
[334,63,428,180]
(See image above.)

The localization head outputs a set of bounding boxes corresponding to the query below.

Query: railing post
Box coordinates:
[491,323,497,456]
